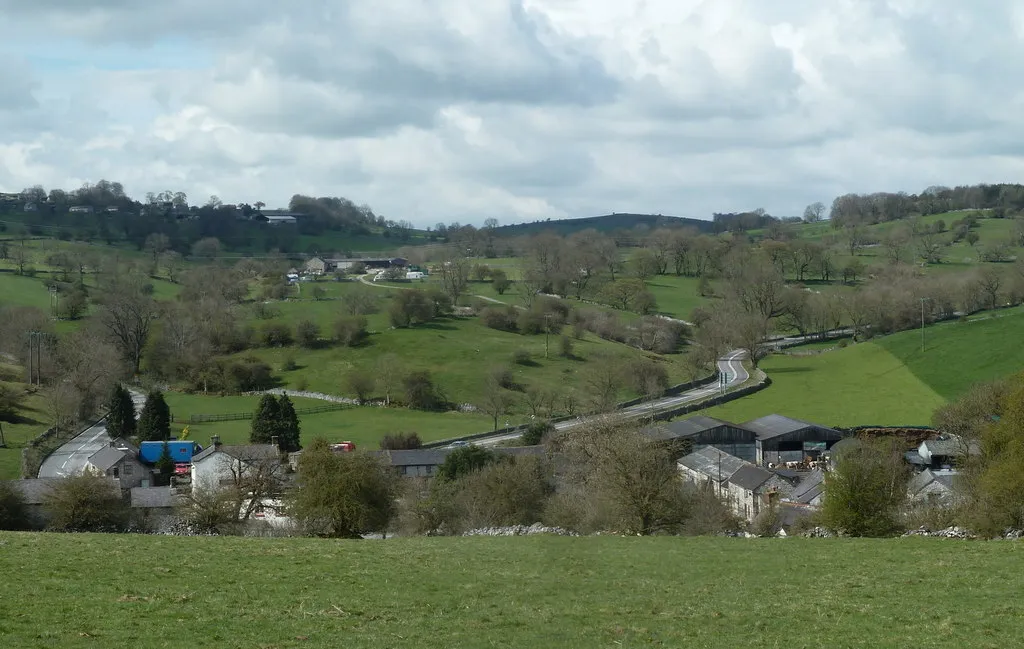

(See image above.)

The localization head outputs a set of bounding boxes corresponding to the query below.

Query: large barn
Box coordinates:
[740,415,846,466]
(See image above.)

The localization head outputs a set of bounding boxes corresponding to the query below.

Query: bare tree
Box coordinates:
[585,355,624,413]
[974,267,1004,311]
[97,284,156,375]
[438,248,471,305]
[480,378,513,431]
[11,242,30,276]
[376,354,403,406]
[803,201,825,223]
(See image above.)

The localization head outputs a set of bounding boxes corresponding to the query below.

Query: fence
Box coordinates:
[185,402,348,424]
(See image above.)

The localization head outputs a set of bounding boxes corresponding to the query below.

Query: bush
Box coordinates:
[511,349,533,366]
[403,371,445,411]
[380,432,423,450]
[333,315,368,347]
[281,355,298,372]
[436,445,498,481]
[559,334,574,358]
[339,287,379,316]
[480,306,517,332]
[43,474,130,532]
[295,319,320,349]
[425,288,453,317]
[491,270,510,295]
[489,365,516,390]
[624,358,669,396]
[0,384,24,422]
[521,420,555,446]
[820,438,908,537]
[225,357,276,392]
[0,481,28,530]
[262,322,294,347]
[345,368,376,404]
[389,290,435,327]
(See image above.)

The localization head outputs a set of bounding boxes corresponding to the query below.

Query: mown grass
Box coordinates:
[876,309,1024,400]
[162,392,492,449]
[703,342,946,426]
[2,533,1024,648]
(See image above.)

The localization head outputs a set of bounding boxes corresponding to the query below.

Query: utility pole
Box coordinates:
[544,313,553,359]
[920,297,930,352]
[0,421,6,448]
[49,285,59,320]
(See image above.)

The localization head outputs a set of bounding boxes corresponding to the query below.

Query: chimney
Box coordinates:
[211,435,222,449]
[271,436,279,449]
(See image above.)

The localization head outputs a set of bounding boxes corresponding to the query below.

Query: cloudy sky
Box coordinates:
[1,0,1024,226]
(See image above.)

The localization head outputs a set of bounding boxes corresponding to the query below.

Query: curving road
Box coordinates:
[476,349,749,447]
[38,390,146,478]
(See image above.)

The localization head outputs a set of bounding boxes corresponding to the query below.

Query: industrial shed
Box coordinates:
[741,414,847,466]
[642,415,758,462]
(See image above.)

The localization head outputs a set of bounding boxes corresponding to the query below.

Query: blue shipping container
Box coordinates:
[139,441,203,464]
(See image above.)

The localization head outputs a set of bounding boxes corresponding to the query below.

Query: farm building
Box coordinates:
[740,414,846,466]
[907,469,957,505]
[303,256,329,275]
[86,442,150,490]
[371,446,547,478]
[677,447,793,522]
[785,469,825,508]
[642,415,758,462]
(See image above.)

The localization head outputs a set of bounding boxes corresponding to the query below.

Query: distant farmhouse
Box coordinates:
[301,255,408,276]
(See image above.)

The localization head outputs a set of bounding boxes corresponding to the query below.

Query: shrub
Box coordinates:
[521,420,555,446]
[334,315,368,347]
[491,269,510,295]
[389,290,435,327]
[511,349,533,366]
[624,358,669,396]
[345,368,376,404]
[339,287,380,316]
[380,432,423,450]
[436,445,498,481]
[0,384,24,422]
[43,474,130,532]
[559,334,574,358]
[262,322,293,347]
[426,288,454,317]
[489,365,515,390]
[403,371,445,411]
[480,306,517,332]
[0,481,28,530]
[295,319,320,349]
[225,357,275,392]
[281,355,298,372]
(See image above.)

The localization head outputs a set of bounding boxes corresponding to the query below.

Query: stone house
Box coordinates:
[678,447,793,522]
[86,442,150,490]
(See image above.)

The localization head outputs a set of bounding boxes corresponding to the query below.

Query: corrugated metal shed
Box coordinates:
[742,414,842,441]
[678,447,747,483]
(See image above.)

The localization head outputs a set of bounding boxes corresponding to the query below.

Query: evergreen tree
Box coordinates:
[154,443,176,486]
[106,385,136,440]
[250,394,281,445]
[137,390,171,441]
[276,395,301,452]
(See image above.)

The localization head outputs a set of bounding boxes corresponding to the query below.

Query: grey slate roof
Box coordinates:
[644,416,739,441]
[5,477,121,504]
[741,414,839,440]
[920,437,975,458]
[908,469,956,496]
[193,444,280,464]
[130,486,177,509]
[789,469,825,504]
[87,446,127,472]
[728,464,774,491]
[678,447,748,483]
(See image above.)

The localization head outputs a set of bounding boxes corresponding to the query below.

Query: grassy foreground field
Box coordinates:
[2,533,1024,648]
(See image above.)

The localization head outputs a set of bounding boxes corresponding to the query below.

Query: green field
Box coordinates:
[2,533,1024,648]
[703,342,946,426]
[163,392,492,449]
[0,386,50,480]
[645,275,711,321]
[875,310,1024,400]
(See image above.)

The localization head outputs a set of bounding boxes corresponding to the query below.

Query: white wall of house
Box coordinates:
[192,453,240,492]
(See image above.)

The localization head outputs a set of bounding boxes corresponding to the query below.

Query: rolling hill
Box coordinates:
[495,213,716,237]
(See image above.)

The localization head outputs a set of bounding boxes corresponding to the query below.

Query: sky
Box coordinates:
[2,0,1024,227]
